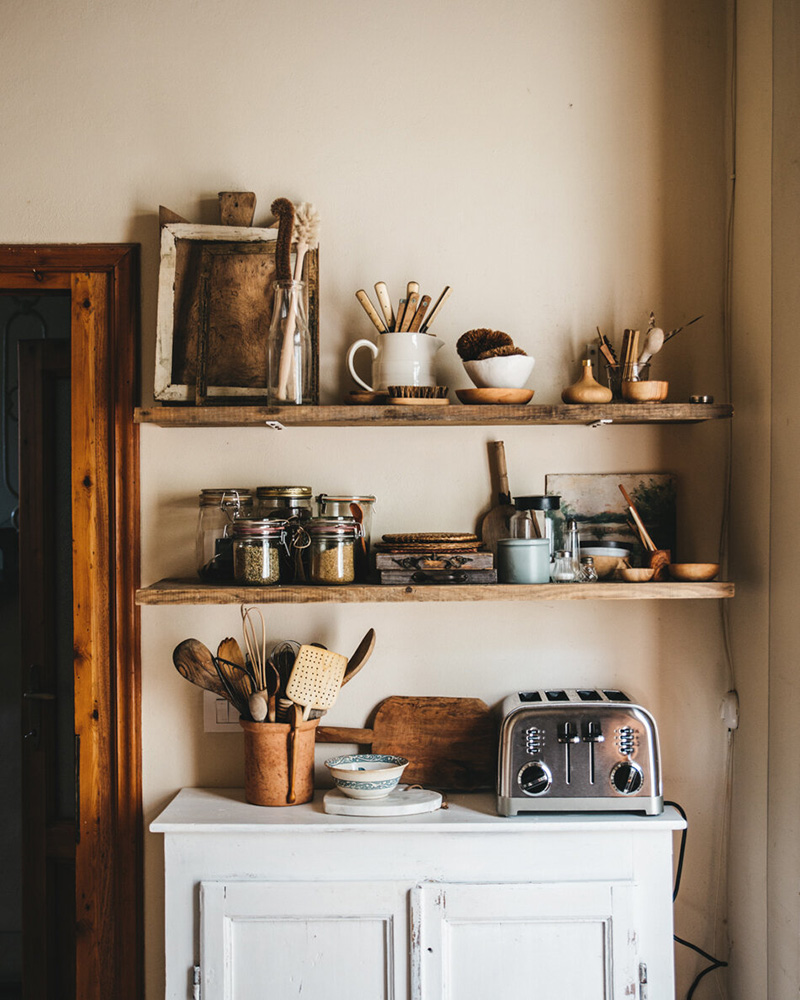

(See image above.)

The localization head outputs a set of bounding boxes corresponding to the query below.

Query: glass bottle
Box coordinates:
[267,280,312,405]
[579,556,598,583]
[195,488,254,581]
[551,549,576,583]
[566,519,581,577]
[232,519,288,585]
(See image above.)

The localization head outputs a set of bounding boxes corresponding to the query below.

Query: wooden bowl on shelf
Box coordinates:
[621,380,669,403]
[618,567,655,583]
[668,562,720,581]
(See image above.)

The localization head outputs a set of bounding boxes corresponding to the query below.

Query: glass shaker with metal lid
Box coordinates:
[196,488,254,581]
[316,494,376,580]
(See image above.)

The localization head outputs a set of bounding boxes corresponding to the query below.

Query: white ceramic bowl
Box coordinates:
[580,545,631,558]
[324,753,409,799]
[463,355,535,389]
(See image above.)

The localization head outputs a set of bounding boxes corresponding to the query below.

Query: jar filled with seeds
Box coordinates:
[306,518,360,585]
[232,519,288,585]
[196,488,254,581]
[255,485,313,521]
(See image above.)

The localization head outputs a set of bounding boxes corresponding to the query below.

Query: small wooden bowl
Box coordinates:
[618,567,655,583]
[456,388,534,405]
[668,562,720,582]
[621,380,669,403]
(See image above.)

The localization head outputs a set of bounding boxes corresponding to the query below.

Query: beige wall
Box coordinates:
[0,2,755,997]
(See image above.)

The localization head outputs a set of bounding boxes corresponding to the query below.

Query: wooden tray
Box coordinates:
[316,695,497,791]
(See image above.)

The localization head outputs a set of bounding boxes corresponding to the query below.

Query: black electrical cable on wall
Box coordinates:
[665,801,729,999]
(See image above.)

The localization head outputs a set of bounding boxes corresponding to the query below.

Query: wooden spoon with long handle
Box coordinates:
[173,639,228,697]
[342,628,376,686]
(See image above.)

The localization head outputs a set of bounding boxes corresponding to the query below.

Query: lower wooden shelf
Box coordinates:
[136,578,735,605]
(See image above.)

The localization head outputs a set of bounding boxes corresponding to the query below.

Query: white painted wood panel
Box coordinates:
[413,882,637,1000]
[201,880,409,1000]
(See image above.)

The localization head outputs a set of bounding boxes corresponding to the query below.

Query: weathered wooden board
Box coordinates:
[317,696,497,791]
[135,578,735,605]
[154,223,319,402]
[135,402,734,426]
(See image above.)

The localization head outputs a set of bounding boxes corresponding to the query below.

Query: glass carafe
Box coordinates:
[268,280,312,405]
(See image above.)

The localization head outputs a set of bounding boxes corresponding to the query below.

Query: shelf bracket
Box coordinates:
[265,420,285,431]
[588,418,613,428]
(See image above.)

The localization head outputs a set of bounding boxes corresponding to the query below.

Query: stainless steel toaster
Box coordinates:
[497,688,663,816]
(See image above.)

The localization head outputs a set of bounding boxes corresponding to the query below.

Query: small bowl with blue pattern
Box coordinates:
[324,753,409,799]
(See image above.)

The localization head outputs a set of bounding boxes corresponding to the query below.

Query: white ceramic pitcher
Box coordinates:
[346,332,444,392]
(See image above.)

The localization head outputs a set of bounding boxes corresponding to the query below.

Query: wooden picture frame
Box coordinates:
[154,223,319,402]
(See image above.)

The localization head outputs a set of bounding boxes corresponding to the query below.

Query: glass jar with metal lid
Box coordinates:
[306,518,361,585]
[255,485,313,521]
[196,488,254,581]
[316,494,376,580]
[232,519,288,585]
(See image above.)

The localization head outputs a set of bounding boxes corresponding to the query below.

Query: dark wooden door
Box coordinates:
[18,338,74,1000]
[0,247,141,1000]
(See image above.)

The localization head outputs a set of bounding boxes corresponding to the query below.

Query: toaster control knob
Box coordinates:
[610,761,644,795]
[518,761,552,796]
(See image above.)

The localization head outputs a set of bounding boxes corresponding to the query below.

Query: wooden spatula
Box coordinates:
[286,644,348,721]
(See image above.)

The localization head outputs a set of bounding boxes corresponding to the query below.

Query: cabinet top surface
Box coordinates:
[150,787,686,834]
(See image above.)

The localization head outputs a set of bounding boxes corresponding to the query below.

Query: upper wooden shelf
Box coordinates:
[134,402,733,428]
[137,578,735,605]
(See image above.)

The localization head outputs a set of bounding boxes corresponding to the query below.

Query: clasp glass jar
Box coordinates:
[306,518,360,585]
[196,488,254,581]
[255,485,313,521]
[232,519,288,585]
[316,494,376,580]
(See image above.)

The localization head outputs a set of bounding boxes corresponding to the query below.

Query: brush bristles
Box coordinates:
[293,202,320,248]
[387,385,448,398]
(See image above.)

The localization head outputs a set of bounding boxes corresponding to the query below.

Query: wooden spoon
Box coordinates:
[218,636,246,670]
[172,639,227,697]
[349,502,368,567]
[287,703,303,804]
[342,628,376,687]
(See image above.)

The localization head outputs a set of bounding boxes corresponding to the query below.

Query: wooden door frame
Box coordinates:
[0,245,141,1000]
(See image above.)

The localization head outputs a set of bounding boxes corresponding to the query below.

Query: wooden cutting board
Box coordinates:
[316,696,497,791]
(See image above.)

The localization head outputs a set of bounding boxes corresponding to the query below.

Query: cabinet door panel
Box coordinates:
[201,880,410,1000]
[412,882,637,1000]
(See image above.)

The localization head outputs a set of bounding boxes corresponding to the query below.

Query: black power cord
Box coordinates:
[664,800,729,999]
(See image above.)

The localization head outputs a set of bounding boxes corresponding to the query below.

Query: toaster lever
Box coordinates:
[557,722,579,784]
[582,721,604,784]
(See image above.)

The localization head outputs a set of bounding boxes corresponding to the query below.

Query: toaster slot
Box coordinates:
[577,689,601,701]
[518,691,542,702]
[545,690,569,701]
[602,689,629,701]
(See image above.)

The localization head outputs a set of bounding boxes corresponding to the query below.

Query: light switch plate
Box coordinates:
[203,690,241,732]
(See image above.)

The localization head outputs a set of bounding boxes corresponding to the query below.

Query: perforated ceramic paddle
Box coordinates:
[285,644,348,721]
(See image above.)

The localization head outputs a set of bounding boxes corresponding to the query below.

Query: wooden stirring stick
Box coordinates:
[619,484,657,551]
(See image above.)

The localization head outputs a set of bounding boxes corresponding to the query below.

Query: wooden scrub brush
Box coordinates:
[456,329,514,361]
[387,385,450,405]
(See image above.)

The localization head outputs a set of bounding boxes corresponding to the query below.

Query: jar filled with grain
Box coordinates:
[316,494,376,581]
[306,518,360,585]
[232,519,288,585]
[196,489,254,581]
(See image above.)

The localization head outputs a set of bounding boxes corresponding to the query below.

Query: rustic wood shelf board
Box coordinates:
[135,402,733,428]
[136,579,735,605]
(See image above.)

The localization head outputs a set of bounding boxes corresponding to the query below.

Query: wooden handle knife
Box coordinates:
[355,289,387,333]
[401,292,419,331]
[374,282,395,331]
[407,295,431,332]
[421,286,451,333]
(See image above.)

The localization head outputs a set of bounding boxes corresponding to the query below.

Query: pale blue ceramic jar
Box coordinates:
[497,538,551,583]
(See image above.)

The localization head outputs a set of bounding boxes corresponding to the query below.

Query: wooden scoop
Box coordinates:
[173,639,227,698]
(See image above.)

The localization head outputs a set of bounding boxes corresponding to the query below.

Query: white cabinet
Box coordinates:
[151,788,685,1000]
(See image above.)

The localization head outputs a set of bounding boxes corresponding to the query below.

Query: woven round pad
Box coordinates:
[382,532,478,544]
